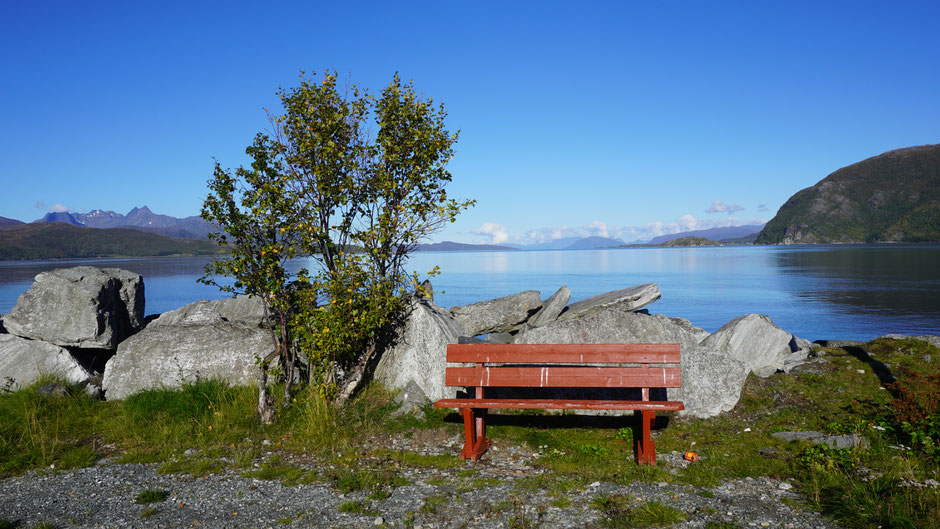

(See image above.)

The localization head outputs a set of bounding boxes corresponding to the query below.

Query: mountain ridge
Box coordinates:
[756,144,940,244]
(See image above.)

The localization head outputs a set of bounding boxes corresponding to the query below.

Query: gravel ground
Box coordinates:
[0,434,842,529]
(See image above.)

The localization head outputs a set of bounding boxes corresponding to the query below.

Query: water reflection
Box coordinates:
[771,245,940,319]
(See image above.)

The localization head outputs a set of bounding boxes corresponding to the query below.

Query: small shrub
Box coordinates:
[139,507,158,517]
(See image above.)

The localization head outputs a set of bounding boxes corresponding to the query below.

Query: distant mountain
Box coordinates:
[515,237,582,251]
[417,241,519,252]
[34,211,83,225]
[564,236,626,250]
[0,216,24,227]
[648,224,765,245]
[0,223,225,260]
[719,232,760,244]
[756,144,940,244]
[42,206,216,239]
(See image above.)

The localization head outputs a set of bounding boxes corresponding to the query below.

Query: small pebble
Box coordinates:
[373,516,384,525]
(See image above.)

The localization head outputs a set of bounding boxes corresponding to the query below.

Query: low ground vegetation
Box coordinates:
[1,338,938,528]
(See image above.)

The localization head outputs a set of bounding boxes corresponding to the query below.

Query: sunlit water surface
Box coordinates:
[1,244,938,341]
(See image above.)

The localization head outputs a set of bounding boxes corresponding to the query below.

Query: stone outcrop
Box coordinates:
[516,309,707,351]
[3,266,144,350]
[527,286,570,328]
[102,298,273,400]
[701,314,810,377]
[0,334,97,391]
[449,290,541,337]
[374,297,461,401]
[558,283,661,320]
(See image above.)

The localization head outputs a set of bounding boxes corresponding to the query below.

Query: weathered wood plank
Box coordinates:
[434,398,684,411]
[444,366,681,388]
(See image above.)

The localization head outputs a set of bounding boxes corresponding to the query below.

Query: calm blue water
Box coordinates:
[1,245,938,341]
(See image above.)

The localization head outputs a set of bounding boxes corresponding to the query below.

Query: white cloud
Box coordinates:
[472,222,509,244]
[706,199,744,214]
[34,201,46,210]
[522,221,613,244]
[49,203,69,213]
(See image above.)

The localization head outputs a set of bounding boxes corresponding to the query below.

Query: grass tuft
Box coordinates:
[134,488,169,504]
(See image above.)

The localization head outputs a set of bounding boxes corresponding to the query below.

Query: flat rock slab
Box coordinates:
[449,290,541,336]
[527,286,570,328]
[3,266,144,350]
[0,334,96,390]
[558,283,660,321]
[772,431,870,450]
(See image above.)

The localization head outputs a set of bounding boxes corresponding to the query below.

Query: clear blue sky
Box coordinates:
[2,1,938,244]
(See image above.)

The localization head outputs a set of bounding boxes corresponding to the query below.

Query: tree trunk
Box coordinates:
[257,349,279,424]
[334,342,376,405]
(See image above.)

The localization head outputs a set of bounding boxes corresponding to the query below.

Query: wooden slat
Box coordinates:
[434,398,684,411]
[445,366,681,388]
[446,343,680,364]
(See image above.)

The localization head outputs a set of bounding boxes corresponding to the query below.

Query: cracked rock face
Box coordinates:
[3,266,144,350]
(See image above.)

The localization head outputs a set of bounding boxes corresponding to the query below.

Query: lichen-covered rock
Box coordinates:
[0,334,96,390]
[558,283,660,321]
[450,290,541,336]
[102,321,271,400]
[3,266,144,350]
[375,297,461,401]
[701,314,810,377]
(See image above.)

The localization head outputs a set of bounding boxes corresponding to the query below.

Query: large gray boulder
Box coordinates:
[558,283,661,321]
[672,346,751,418]
[374,297,461,401]
[3,266,144,350]
[701,314,810,377]
[450,290,541,337]
[0,334,96,390]
[516,309,707,350]
[515,309,746,418]
[102,297,273,399]
[528,286,570,328]
[151,296,268,327]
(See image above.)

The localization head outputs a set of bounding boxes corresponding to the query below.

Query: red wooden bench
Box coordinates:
[433,343,683,465]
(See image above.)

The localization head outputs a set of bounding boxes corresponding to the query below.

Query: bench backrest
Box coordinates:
[445,343,681,389]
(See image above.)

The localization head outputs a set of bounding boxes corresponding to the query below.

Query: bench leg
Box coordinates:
[460,408,491,461]
[635,410,657,466]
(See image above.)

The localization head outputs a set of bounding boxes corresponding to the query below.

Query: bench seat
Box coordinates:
[433,343,683,465]
[434,398,684,411]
